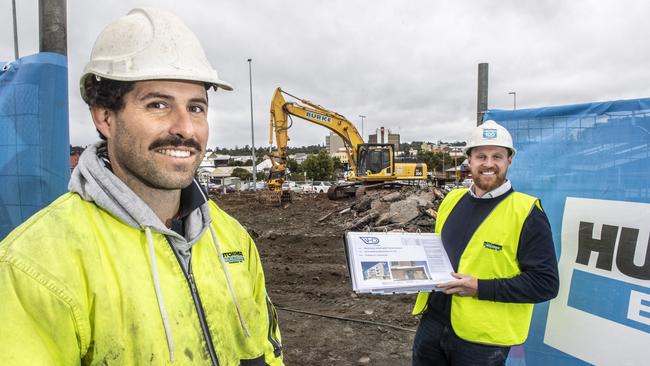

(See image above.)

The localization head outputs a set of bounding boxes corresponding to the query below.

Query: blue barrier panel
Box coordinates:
[0,53,69,240]
[485,99,650,365]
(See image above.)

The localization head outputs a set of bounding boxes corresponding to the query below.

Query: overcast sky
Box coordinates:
[2,0,650,149]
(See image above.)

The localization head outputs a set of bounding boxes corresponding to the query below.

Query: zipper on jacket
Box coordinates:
[168,244,220,366]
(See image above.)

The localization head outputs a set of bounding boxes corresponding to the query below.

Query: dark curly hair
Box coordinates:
[82,75,135,140]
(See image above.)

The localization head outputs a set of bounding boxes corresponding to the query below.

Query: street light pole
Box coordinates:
[12,0,19,59]
[248,58,257,191]
[442,151,447,186]
[358,115,366,139]
[508,91,517,110]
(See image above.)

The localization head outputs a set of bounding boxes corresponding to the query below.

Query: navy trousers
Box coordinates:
[412,312,510,366]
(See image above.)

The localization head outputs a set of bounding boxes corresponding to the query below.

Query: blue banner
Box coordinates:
[0,53,69,240]
[485,98,650,365]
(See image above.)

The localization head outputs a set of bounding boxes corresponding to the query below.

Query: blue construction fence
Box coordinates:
[485,98,650,365]
[0,53,69,240]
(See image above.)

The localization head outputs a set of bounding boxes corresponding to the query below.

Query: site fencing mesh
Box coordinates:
[486,98,650,365]
[0,53,69,240]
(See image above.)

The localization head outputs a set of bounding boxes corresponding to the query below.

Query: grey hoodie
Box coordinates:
[68,142,253,356]
[68,142,209,270]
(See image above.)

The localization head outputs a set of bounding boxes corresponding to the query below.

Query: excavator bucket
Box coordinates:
[257,190,292,206]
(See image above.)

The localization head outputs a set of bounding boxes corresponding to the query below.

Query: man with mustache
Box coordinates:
[411,120,559,366]
[0,8,283,366]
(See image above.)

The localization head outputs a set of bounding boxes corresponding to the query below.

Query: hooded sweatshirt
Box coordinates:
[0,142,283,366]
[69,142,206,271]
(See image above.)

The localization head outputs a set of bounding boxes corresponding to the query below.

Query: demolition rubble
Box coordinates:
[337,186,445,232]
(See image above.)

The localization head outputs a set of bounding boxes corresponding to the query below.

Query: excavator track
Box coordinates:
[327,182,357,200]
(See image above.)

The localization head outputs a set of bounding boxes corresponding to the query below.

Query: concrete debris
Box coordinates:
[388,199,421,225]
[344,211,379,230]
[358,356,371,364]
[424,208,438,219]
[380,191,403,202]
[337,186,445,232]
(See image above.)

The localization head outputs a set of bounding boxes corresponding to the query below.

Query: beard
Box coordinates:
[112,132,204,190]
[472,166,507,193]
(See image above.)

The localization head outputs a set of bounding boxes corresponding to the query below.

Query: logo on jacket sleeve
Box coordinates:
[223,251,245,263]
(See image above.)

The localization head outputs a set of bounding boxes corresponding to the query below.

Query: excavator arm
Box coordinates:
[267,87,426,198]
[268,87,364,190]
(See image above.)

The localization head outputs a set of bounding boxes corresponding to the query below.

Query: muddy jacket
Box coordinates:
[0,143,283,365]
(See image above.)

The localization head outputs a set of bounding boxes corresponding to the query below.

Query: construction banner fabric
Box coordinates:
[485,98,650,366]
[0,53,69,240]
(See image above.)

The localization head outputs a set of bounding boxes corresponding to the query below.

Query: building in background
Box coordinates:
[387,130,400,152]
[325,132,346,155]
[289,153,309,164]
[367,128,400,152]
[331,148,349,164]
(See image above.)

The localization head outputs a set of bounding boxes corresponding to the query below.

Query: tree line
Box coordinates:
[230,150,343,182]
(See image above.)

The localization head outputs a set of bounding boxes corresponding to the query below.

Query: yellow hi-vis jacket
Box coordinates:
[413,188,537,346]
[0,193,283,365]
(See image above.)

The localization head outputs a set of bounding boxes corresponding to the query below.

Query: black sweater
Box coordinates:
[426,188,559,324]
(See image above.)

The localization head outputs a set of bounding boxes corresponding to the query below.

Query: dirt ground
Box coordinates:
[213,191,426,366]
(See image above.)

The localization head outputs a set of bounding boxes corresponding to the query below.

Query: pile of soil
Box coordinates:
[213,190,432,365]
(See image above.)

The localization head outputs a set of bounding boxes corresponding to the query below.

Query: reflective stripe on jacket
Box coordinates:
[0,193,283,365]
[413,188,537,346]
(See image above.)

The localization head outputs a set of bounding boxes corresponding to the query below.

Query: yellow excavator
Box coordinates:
[268,87,426,199]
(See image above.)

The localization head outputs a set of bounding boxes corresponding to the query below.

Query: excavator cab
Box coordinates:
[356,144,394,178]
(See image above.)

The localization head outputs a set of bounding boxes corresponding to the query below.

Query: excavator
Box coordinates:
[268,87,427,200]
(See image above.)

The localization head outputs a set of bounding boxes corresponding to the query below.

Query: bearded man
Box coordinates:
[411,120,559,366]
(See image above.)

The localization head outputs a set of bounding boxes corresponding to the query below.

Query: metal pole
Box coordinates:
[11,0,19,59]
[248,59,256,191]
[477,63,488,125]
[358,115,366,139]
[508,91,517,110]
[39,0,67,56]
[454,156,458,185]
[442,154,445,184]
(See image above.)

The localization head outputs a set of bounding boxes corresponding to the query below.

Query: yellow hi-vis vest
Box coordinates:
[412,188,538,346]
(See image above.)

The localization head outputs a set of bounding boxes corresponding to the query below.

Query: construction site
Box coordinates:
[212,187,443,365]
[2,2,650,366]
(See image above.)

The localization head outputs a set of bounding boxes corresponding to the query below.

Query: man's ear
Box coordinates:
[90,106,113,139]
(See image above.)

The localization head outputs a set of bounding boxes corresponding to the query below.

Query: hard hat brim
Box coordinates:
[79,72,233,104]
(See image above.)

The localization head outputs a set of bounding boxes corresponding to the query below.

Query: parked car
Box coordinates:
[312,181,332,193]
[209,184,236,194]
[443,183,457,191]
[301,183,314,193]
[461,178,473,187]
[282,181,301,192]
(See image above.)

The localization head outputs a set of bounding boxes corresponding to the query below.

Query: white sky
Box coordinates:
[2,0,650,149]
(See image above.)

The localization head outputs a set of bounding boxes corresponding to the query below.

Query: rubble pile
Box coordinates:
[333,186,446,232]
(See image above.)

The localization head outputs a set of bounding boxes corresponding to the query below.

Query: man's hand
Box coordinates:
[436,272,478,297]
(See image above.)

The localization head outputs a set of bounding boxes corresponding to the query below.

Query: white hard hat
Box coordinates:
[463,120,516,157]
[80,7,232,102]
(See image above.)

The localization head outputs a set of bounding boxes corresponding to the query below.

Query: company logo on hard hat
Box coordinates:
[483,129,497,139]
